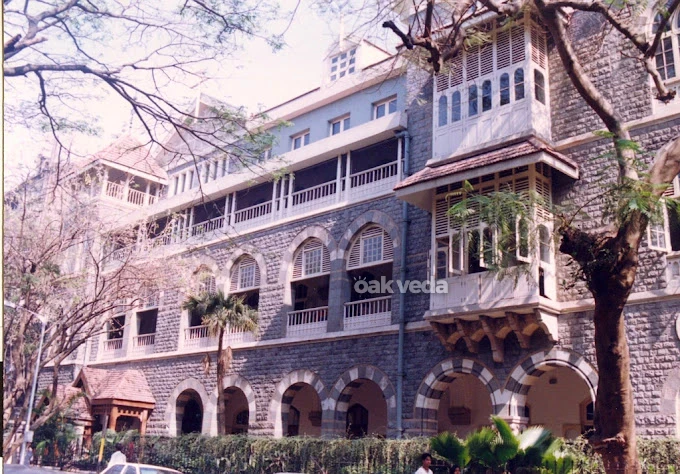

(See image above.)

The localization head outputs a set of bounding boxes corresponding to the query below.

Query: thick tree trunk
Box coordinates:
[591,293,639,473]
[216,328,226,436]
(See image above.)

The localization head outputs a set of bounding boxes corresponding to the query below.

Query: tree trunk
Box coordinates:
[215,327,226,436]
[591,293,639,473]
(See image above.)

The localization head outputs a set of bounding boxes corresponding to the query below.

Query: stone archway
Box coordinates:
[209,374,257,436]
[412,358,501,436]
[329,365,397,438]
[505,348,598,430]
[269,369,327,438]
[166,378,211,436]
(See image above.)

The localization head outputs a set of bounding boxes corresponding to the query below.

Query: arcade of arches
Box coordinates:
[165,356,596,439]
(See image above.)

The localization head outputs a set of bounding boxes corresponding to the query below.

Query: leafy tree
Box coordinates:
[33,407,77,468]
[381,0,680,471]
[3,166,189,458]
[3,0,281,176]
[182,290,258,435]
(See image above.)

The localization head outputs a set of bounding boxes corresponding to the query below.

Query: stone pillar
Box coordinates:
[327,259,351,332]
[498,415,529,433]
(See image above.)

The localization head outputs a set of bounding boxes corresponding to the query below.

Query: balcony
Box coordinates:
[430,272,538,314]
[104,181,158,207]
[101,338,124,360]
[343,296,392,330]
[183,324,255,350]
[287,307,328,337]
[131,334,156,355]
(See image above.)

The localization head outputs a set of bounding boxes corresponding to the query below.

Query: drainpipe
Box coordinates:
[394,130,410,438]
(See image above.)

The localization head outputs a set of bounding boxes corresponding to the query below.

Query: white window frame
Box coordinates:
[291,131,310,151]
[647,207,670,252]
[361,233,384,265]
[374,97,397,119]
[329,114,351,136]
[302,246,323,277]
[238,262,256,290]
[651,10,680,113]
[330,47,357,81]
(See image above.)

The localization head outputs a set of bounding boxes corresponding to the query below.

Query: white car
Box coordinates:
[102,463,183,474]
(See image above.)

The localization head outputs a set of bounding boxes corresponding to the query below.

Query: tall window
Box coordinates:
[469,85,478,117]
[438,95,448,126]
[500,73,510,105]
[482,80,492,112]
[451,92,462,121]
[230,255,261,310]
[654,12,678,80]
[514,68,525,100]
[534,70,546,104]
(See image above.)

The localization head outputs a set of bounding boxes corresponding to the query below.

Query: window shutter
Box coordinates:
[347,226,393,269]
[435,198,450,236]
[481,44,494,76]
[497,29,511,69]
[531,23,547,69]
[467,45,480,80]
[436,72,450,92]
[292,239,330,280]
[511,26,526,64]
[230,255,260,291]
[199,274,216,294]
[451,56,463,87]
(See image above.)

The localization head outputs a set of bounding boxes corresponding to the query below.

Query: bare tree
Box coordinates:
[3,164,190,459]
[380,0,680,472]
[3,0,281,173]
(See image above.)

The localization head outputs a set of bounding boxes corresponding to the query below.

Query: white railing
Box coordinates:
[183,324,254,349]
[287,307,328,337]
[350,161,398,188]
[104,181,155,207]
[132,334,156,354]
[232,201,272,231]
[190,215,225,237]
[291,182,337,208]
[101,338,124,359]
[343,296,392,330]
[184,325,216,349]
[430,271,537,311]
[105,181,124,200]
[110,245,134,262]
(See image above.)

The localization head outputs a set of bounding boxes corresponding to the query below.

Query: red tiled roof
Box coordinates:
[76,367,155,405]
[76,136,166,179]
[395,138,578,190]
[54,385,92,422]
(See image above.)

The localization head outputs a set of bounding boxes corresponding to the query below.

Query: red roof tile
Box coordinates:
[76,367,155,405]
[76,136,166,179]
[395,138,578,190]
[54,385,92,422]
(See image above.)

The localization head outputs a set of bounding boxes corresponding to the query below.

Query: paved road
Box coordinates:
[4,464,95,474]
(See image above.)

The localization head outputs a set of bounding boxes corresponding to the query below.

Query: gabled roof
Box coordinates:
[92,136,166,179]
[52,384,93,422]
[74,367,156,405]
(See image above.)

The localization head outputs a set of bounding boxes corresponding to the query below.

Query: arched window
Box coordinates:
[482,80,493,112]
[347,226,394,269]
[293,239,330,279]
[438,95,448,126]
[534,70,546,104]
[230,255,261,310]
[500,73,510,106]
[451,91,462,122]
[290,239,331,316]
[514,68,525,100]
[469,85,478,116]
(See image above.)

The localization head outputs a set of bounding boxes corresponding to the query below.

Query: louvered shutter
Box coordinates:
[481,43,494,76]
[497,29,511,69]
[347,226,394,269]
[292,239,330,280]
[230,255,260,291]
[531,23,547,69]
[466,45,480,81]
[451,56,463,87]
[511,26,526,64]
[436,72,449,93]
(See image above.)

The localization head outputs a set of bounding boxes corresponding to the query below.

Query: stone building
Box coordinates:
[51,10,680,443]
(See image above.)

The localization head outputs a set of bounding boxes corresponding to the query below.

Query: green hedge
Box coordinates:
[79,433,679,474]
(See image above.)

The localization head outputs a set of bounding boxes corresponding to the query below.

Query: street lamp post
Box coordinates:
[4,300,48,465]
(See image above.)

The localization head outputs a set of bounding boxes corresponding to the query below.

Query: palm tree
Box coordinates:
[182,290,258,435]
[430,431,469,470]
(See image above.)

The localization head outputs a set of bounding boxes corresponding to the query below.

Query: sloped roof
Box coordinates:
[53,384,93,422]
[92,136,166,179]
[395,137,578,191]
[75,367,155,405]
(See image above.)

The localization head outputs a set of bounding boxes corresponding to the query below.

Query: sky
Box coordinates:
[3,0,401,181]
